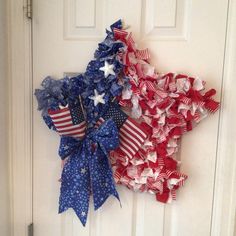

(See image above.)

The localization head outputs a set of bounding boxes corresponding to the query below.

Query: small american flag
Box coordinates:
[97,105,148,159]
[48,104,86,139]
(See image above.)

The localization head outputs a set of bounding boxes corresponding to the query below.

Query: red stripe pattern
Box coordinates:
[135,49,150,61]
[126,33,136,51]
[97,106,148,159]
[107,25,220,203]
[113,28,128,39]
[117,117,147,159]
[48,106,86,139]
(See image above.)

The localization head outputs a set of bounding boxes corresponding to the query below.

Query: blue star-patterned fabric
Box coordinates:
[35,19,128,226]
[34,76,65,116]
[59,136,80,160]
[78,20,125,125]
[59,119,120,226]
[110,19,123,30]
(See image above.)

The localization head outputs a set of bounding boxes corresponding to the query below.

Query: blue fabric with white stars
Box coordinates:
[34,19,127,226]
[59,119,120,226]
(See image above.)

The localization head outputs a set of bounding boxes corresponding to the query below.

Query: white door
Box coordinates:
[32,0,228,235]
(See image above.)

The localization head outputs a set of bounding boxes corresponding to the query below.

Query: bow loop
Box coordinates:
[58,136,82,160]
[93,119,119,154]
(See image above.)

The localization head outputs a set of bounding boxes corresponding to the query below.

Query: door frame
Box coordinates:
[8,0,236,235]
[8,0,32,235]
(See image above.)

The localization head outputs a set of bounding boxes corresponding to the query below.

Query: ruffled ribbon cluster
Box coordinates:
[110,27,219,203]
[35,20,219,225]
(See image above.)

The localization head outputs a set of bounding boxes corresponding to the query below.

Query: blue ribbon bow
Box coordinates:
[58,119,120,226]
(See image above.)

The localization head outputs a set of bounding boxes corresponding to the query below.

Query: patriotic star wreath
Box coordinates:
[35,20,219,226]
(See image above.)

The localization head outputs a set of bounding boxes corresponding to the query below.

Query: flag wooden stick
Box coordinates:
[79,95,86,119]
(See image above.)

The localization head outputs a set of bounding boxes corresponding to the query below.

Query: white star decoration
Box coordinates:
[99,61,115,78]
[81,211,86,217]
[81,168,86,174]
[89,89,105,106]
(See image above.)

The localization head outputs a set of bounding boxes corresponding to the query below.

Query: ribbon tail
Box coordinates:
[90,147,120,210]
[58,148,90,226]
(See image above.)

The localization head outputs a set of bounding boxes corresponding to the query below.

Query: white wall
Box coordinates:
[0,0,10,235]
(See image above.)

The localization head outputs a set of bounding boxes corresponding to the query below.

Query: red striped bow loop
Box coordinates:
[113,28,128,40]
[126,33,136,52]
[135,48,150,61]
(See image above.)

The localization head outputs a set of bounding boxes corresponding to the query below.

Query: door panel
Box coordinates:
[33,0,228,235]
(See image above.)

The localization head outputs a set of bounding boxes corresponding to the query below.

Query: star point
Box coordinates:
[89,89,105,106]
[99,61,115,78]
